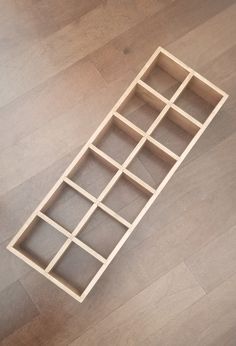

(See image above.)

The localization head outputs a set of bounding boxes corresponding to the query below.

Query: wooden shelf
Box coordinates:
[7,47,228,303]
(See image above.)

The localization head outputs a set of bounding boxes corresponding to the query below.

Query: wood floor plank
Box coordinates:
[186,225,236,293]
[0,239,30,293]
[0,281,39,342]
[0,72,134,197]
[4,263,204,346]
[14,143,235,344]
[0,0,168,107]
[0,147,79,244]
[68,263,205,345]
[1,0,236,344]
[88,0,235,82]
[142,272,236,346]
[166,3,236,73]
[0,59,106,152]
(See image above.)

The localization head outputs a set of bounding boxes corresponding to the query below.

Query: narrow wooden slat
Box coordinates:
[137,80,169,105]
[97,170,123,201]
[123,169,155,195]
[146,103,171,135]
[7,245,46,274]
[89,144,121,170]
[170,71,194,103]
[114,110,179,166]
[91,143,155,195]
[72,203,97,237]
[98,202,131,228]
[171,104,203,128]
[47,273,82,302]
[37,211,72,238]
[64,177,96,203]
[45,238,72,273]
[123,137,146,167]
[147,136,179,163]
[114,111,146,137]
[72,237,106,263]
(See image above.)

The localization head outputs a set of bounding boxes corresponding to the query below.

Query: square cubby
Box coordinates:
[117,83,166,132]
[102,173,151,223]
[76,207,127,259]
[51,242,102,295]
[127,140,175,189]
[141,51,189,99]
[175,76,223,123]
[42,182,93,232]
[67,148,117,198]
[14,216,67,269]
[93,115,142,164]
[150,107,200,155]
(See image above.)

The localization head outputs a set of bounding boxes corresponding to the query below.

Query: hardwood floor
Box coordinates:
[0,1,236,344]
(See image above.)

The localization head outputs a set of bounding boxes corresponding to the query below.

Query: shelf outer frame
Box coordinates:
[7,47,228,303]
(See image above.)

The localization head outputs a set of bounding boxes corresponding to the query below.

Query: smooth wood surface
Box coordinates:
[1,0,236,344]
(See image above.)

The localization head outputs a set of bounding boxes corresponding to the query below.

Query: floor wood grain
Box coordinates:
[1,0,236,344]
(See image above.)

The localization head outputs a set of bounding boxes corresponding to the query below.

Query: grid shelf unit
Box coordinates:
[7,47,228,303]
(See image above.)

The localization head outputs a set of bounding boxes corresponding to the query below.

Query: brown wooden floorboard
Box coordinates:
[1,1,236,344]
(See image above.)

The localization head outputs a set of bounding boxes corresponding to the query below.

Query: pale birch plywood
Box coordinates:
[7,47,228,303]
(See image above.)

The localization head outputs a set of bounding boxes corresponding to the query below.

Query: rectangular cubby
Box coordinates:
[103,173,151,223]
[51,242,103,295]
[14,216,67,269]
[150,106,201,155]
[67,148,117,198]
[141,50,190,99]
[76,208,127,259]
[42,182,93,233]
[127,139,175,189]
[174,75,224,123]
[117,83,166,132]
[8,47,228,303]
[93,115,142,164]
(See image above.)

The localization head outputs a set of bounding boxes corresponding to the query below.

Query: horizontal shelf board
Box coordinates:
[38,211,72,238]
[72,238,106,264]
[114,111,146,137]
[98,203,132,228]
[147,136,179,162]
[171,104,203,129]
[137,80,169,105]
[64,177,97,203]
[89,144,121,170]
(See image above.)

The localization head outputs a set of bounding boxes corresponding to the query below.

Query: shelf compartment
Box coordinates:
[75,208,127,259]
[174,75,224,123]
[93,115,142,164]
[141,50,190,99]
[117,82,167,132]
[67,147,117,198]
[41,182,93,233]
[127,139,175,189]
[51,242,103,296]
[150,106,201,155]
[14,216,67,269]
[102,173,151,223]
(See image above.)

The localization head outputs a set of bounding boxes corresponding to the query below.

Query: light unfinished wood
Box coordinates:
[7,47,228,303]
